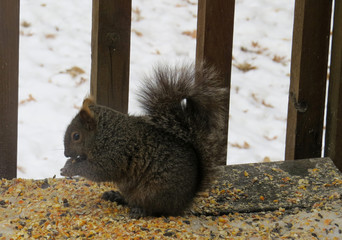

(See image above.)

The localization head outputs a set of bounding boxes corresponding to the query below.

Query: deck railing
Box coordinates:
[1,0,341,179]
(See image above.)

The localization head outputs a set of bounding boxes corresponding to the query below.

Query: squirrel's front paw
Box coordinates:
[101,191,127,206]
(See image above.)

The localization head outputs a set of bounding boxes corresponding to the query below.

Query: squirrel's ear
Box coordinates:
[79,97,96,130]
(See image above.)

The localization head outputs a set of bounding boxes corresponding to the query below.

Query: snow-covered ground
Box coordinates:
[18,0,295,179]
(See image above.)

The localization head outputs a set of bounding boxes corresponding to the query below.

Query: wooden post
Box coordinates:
[0,0,19,179]
[285,0,332,160]
[196,0,235,165]
[91,0,131,113]
[325,1,342,171]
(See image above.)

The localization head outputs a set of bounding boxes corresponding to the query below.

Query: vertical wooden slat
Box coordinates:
[285,0,332,160]
[0,0,19,179]
[196,0,235,165]
[91,0,131,113]
[325,0,342,171]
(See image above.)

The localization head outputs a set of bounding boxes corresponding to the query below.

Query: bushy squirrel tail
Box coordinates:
[138,62,228,188]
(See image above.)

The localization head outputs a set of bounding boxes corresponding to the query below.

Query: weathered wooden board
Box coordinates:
[0,0,19,179]
[91,0,131,113]
[325,0,342,171]
[285,0,332,160]
[192,157,342,215]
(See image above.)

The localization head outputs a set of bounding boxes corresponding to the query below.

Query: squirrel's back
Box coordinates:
[138,62,228,189]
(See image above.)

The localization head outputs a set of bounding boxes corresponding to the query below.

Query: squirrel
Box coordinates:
[60,62,228,218]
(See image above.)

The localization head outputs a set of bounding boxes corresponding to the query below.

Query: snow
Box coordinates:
[18,0,295,179]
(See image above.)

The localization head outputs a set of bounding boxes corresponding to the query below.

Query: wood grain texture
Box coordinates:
[0,0,19,179]
[325,0,342,171]
[91,0,131,113]
[285,0,332,160]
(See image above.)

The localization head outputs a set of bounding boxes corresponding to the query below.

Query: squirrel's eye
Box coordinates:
[72,132,81,141]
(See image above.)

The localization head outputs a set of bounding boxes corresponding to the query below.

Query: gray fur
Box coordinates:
[61,62,228,217]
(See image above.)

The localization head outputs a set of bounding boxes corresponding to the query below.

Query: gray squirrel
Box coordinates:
[60,62,228,217]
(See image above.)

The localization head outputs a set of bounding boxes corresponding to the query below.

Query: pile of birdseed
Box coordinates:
[0,176,341,239]
[1,158,342,239]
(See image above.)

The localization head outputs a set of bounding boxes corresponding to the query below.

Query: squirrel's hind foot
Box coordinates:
[129,207,146,219]
[101,190,127,206]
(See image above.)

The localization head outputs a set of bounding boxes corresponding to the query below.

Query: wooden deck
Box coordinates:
[1,158,341,239]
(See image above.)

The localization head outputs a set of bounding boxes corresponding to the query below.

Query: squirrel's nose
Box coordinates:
[64,149,71,158]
